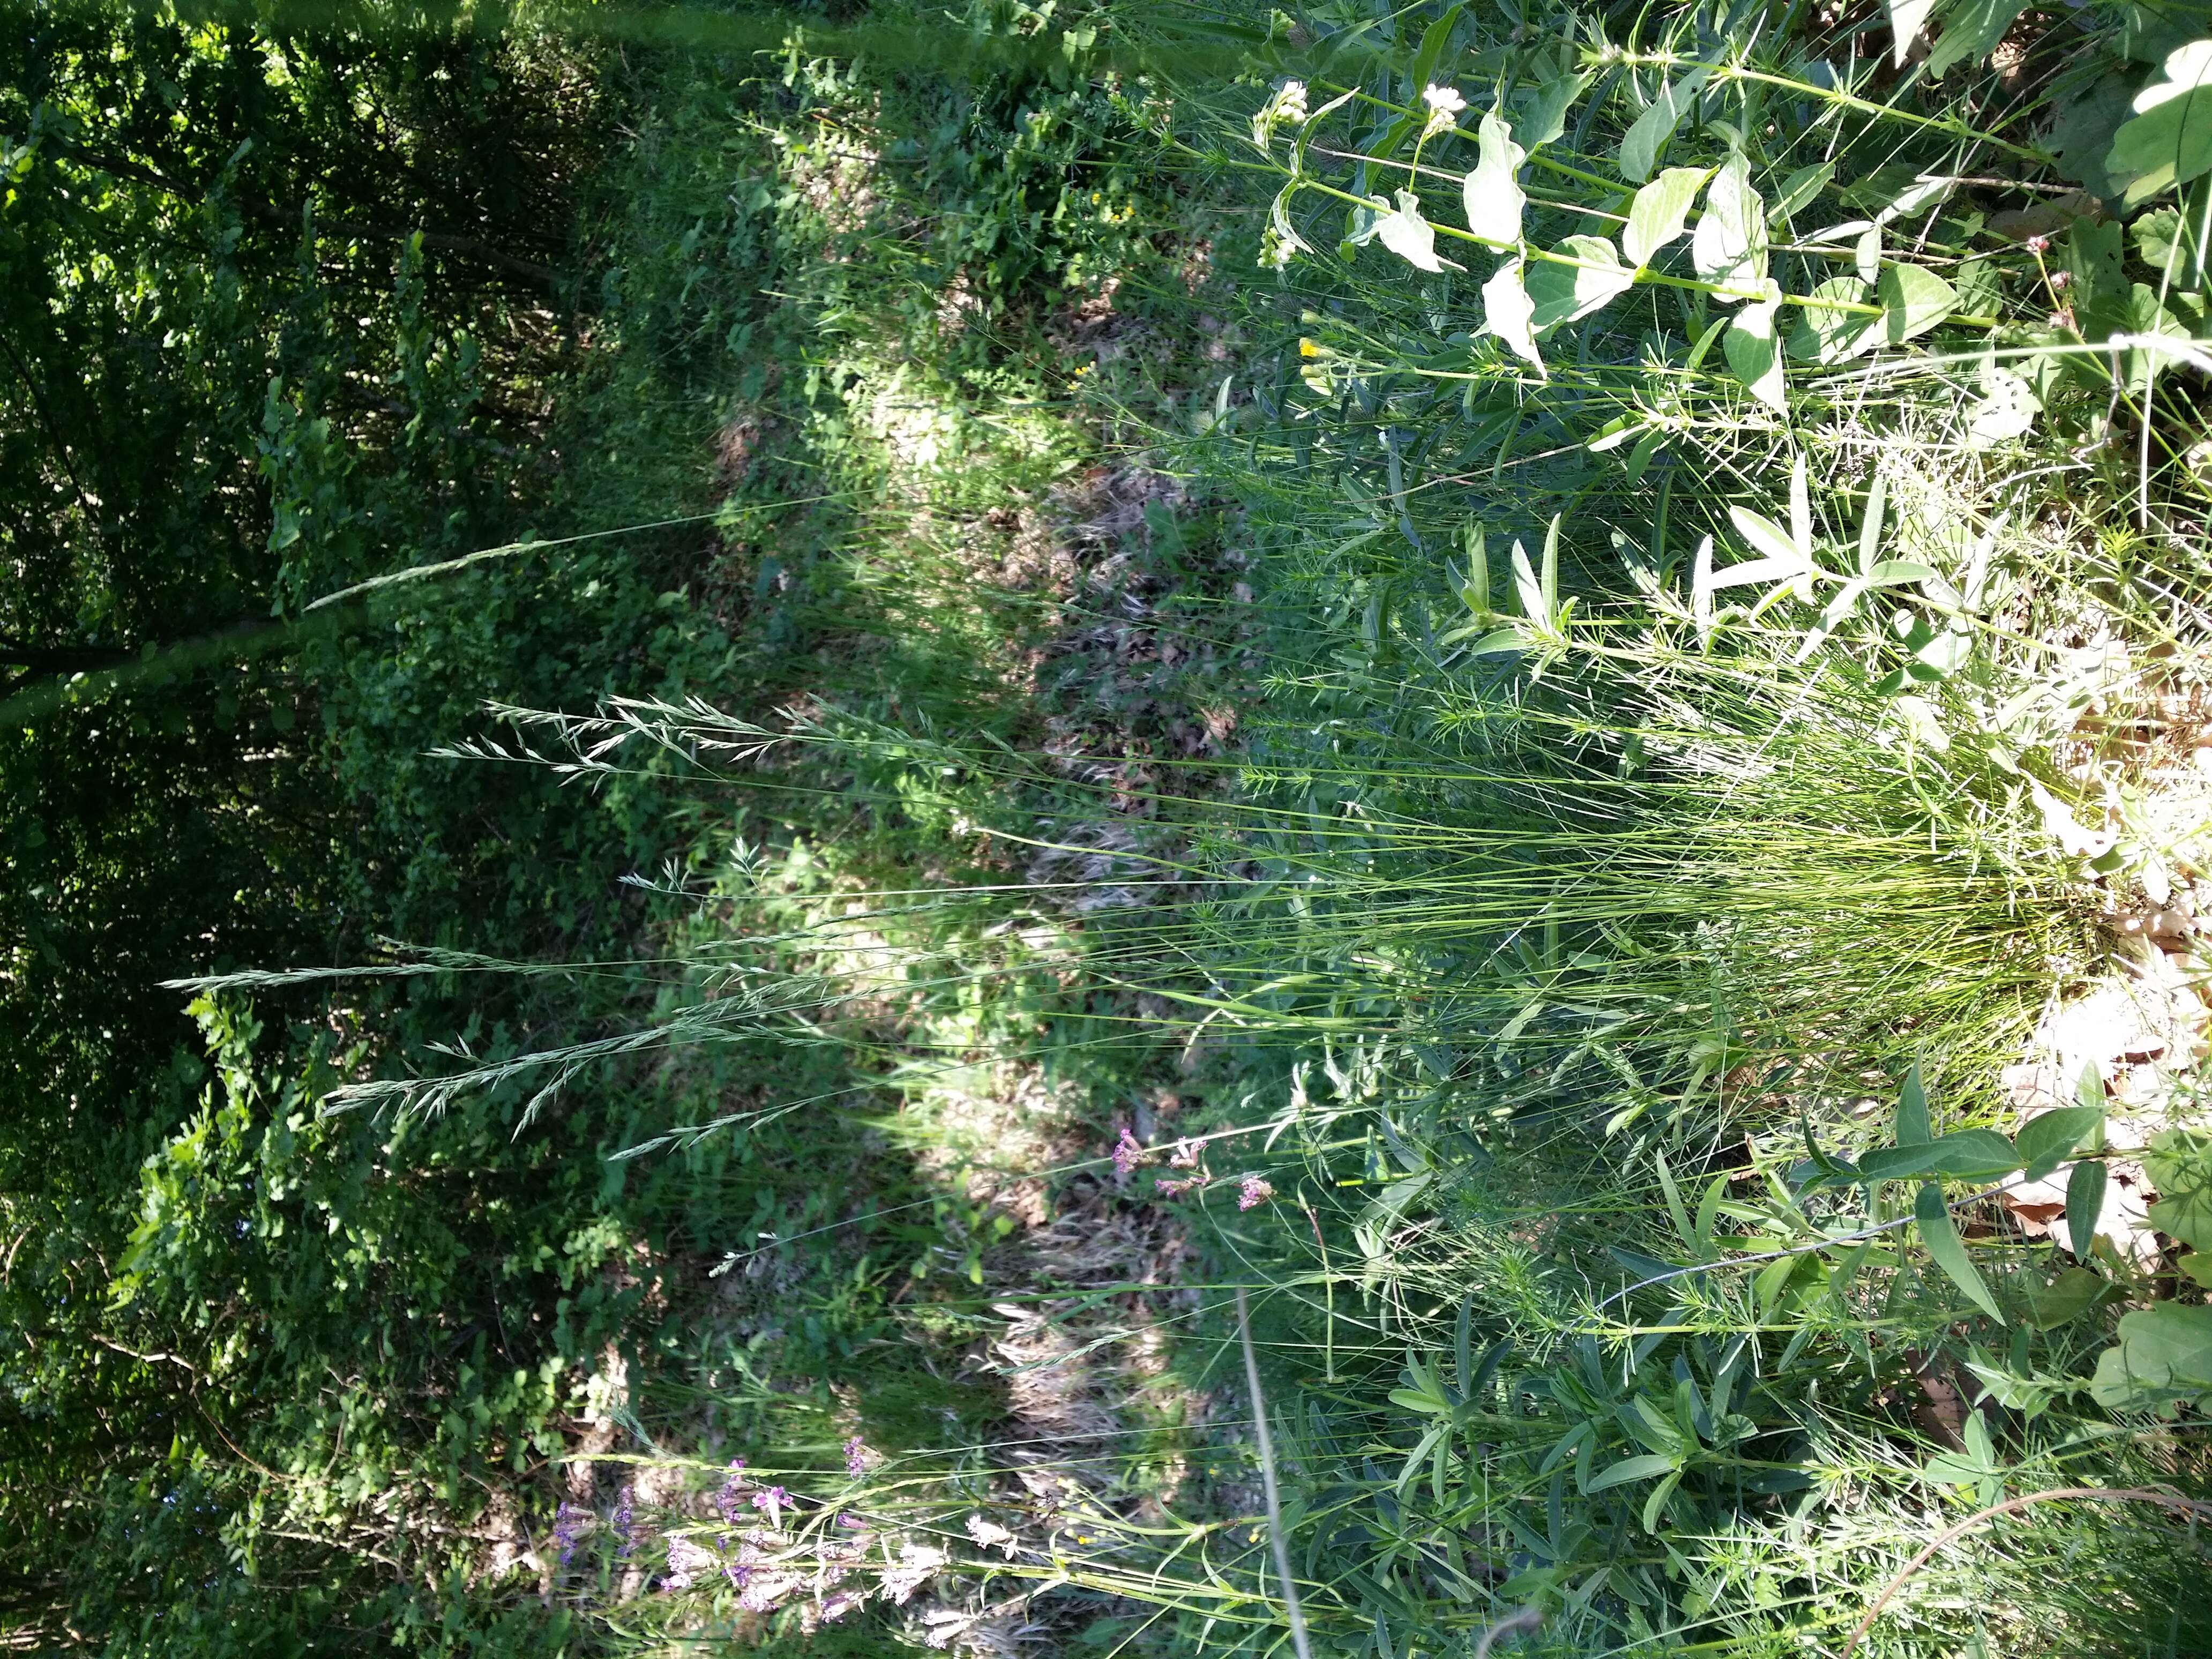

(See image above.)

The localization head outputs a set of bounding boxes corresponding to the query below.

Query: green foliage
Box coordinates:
[17,0,2212,1654]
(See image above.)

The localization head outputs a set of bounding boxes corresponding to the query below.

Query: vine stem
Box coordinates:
[1839,1486,2212,1658]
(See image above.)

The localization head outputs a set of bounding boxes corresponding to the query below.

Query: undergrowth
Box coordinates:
[108,0,2212,1655]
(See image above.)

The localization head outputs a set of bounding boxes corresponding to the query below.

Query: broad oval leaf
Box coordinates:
[1722,297,1785,412]
[1482,259,1543,367]
[1623,167,1710,267]
[2066,1157,2108,1261]
[1926,0,2029,81]
[1463,113,1527,246]
[1888,0,1938,65]
[1897,1063,1931,1145]
[1871,263,1957,346]
[1859,1129,2019,1184]
[2089,1301,2212,1410]
[2108,39,2212,207]
[1526,235,1636,332]
[1692,153,1768,298]
[1516,70,1594,150]
[1769,161,1834,223]
[1787,275,1872,363]
[2015,1105,2104,1182]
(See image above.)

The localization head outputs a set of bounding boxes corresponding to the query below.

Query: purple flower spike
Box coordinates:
[551,1501,590,1567]
[844,1435,869,1477]
[1237,1172,1275,1211]
[714,1459,750,1524]
[1112,1126,1144,1180]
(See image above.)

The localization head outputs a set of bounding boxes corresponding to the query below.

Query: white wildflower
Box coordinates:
[1251,79,1311,148]
[965,1513,1021,1558]
[881,1542,947,1605]
[1421,83,1467,139]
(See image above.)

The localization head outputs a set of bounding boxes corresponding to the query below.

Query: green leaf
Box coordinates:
[1722,297,1785,412]
[1516,70,1593,150]
[1539,513,1561,626]
[1769,161,1834,223]
[1482,259,1542,367]
[1925,0,2029,80]
[1692,152,1768,297]
[1460,625,1529,656]
[1694,1172,1727,1256]
[2068,1156,2108,1262]
[1859,1129,2019,1184]
[1395,1421,1449,1494]
[2015,1106,2104,1183]
[1587,1452,1676,1492]
[2050,71,2135,200]
[1458,524,1491,614]
[1924,1410,2002,1484]
[2090,1302,2212,1411]
[1787,275,1872,363]
[1916,1181,2004,1322]
[1866,559,1940,586]
[1407,4,1462,100]
[1641,1467,1683,1532]
[1887,0,1937,65]
[1856,224,1882,287]
[2144,1127,2212,1252]
[1897,1063,1931,1145]
[2024,1264,2113,1331]
[1622,167,1710,267]
[1872,263,1957,345]
[1510,536,1544,623]
[2135,200,2210,288]
[1376,190,1447,272]
[1463,114,1527,246]
[1717,505,1805,588]
[1857,470,1888,575]
[1618,65,1713,183]
[1527,235,1636,333]
[2108,40,2212,207]
[1691,533,1716,642]
[1656,1150,1696,1257]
